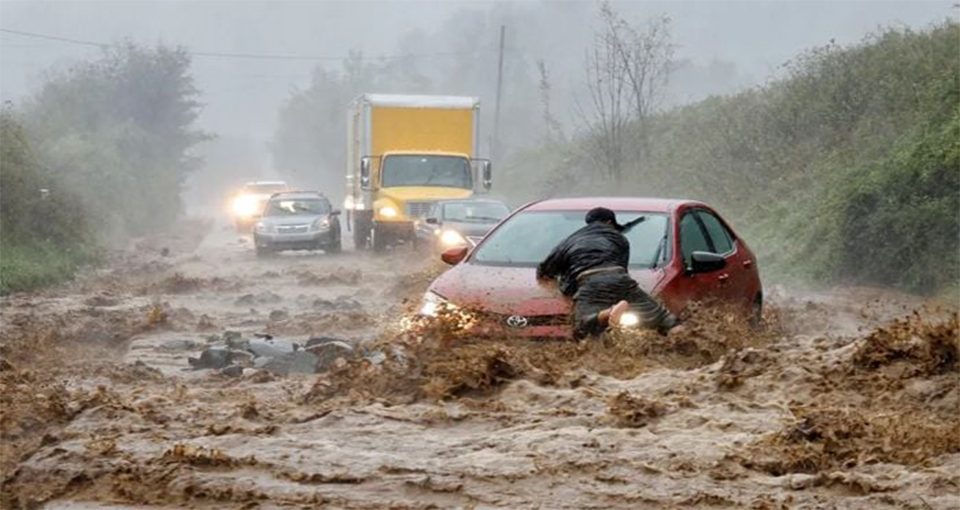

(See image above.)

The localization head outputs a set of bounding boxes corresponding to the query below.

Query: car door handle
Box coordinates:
[718,273,730,284]
[742,260,753,268]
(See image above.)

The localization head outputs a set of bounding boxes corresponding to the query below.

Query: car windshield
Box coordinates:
[471,210,669,268]
[381,155,472,189]
[443,202,509,223]
[244,183,287,194]
[264,198,329,216]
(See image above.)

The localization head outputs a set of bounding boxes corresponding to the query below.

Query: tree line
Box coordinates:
[0,42,206,293]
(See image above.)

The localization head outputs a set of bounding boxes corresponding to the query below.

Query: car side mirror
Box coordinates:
[688,251,726,274]
[360,157,372,190]
[425,217,439,225]
[331,209,342,216]
[441,246,468,265]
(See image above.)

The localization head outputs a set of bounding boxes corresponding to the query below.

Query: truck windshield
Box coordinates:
[381,155,472,189]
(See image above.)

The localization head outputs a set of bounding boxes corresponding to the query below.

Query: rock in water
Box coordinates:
[305,336,347,348]
[228,350,255,366]
[220,365,244,378]
[364,350,387,366]
[256,351,319,376]
[189,347,254,370]
[307,341,354,372]
[248,338,299,358]
[189,347,232,369]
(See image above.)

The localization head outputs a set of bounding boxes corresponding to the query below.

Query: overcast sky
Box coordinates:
[1,1,954,153]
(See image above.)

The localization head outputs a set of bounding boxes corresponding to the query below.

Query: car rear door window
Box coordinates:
[680,212,712,266]
[696,210,734,255]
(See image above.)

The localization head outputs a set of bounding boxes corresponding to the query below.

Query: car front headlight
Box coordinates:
[419,291,450,317]
[233,195,259,217]
[255,221,271,233]
[312,217,331,231]
[440,230,467,247]
[379,206,398,218]
[618,311,640,328]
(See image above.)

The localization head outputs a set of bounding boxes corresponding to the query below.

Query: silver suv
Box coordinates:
[253,192,341,256]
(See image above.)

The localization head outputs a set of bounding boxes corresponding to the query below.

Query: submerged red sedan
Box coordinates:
[421,197,762,337]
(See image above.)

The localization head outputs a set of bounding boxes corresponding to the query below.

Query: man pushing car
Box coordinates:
[537,207,679,339]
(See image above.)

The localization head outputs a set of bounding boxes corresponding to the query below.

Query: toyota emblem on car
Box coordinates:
[505,315,529,329]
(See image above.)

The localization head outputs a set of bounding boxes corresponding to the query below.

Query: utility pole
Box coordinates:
[492,24,506,162]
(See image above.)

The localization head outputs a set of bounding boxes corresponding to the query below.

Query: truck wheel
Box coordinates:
[372,225,388,253]
[353,213,371,250]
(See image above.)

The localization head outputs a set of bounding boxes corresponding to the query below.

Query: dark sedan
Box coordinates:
[414,199,510,251]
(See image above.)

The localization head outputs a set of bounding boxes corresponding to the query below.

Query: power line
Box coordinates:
[0,27,488,62]
[1,28,106,48]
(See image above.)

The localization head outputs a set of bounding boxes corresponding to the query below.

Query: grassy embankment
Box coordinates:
[0,110,101,295]
[0,44,205,295]
[501,22,959,296]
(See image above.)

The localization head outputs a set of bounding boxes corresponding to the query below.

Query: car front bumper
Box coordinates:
[473,312,571,338]
[420,310,571,339]
[254,230,336,250]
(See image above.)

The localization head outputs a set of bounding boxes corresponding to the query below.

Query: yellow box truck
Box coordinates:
[345,94,491,251]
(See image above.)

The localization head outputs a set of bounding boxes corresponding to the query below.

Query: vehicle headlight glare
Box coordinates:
[440,230,466,247]
[313,217,330,230]
[419,291,448,317]
[618,311,640,328]
[379,206,397,218]
[233,195,259,217]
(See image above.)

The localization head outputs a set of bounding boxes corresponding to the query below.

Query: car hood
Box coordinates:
[443,221,499,238]
[430,263,664,316]
[261,214,321,226]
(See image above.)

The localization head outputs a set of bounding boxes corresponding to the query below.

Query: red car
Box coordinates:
[421,197,762,337]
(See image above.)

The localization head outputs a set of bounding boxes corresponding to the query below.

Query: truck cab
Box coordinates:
[345,94,491,251]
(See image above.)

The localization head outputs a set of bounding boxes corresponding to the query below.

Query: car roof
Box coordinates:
[522,197,698,213]
[437,198,508,205]
[268,191,326,200]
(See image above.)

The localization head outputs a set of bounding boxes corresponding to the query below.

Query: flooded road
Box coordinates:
[1,219,957,509]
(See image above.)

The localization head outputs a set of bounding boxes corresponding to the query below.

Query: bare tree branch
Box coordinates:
[577,1,674,183]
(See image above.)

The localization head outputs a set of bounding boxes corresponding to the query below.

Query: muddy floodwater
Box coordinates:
[1,220,958,510]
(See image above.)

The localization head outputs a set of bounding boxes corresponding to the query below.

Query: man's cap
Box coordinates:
[585,207,618,226]
[585,206,646,232]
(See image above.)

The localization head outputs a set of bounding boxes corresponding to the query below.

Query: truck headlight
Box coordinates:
[618,311,640,327]
[233,195,259,217]
[440,230,466,247]
[419,291,449,317]
[379,206,398,218]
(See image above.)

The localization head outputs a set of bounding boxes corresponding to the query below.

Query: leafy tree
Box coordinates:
[24,42,208,237]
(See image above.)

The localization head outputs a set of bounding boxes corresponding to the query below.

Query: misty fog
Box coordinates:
[2,0,951,211]
[2,3,959,508]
